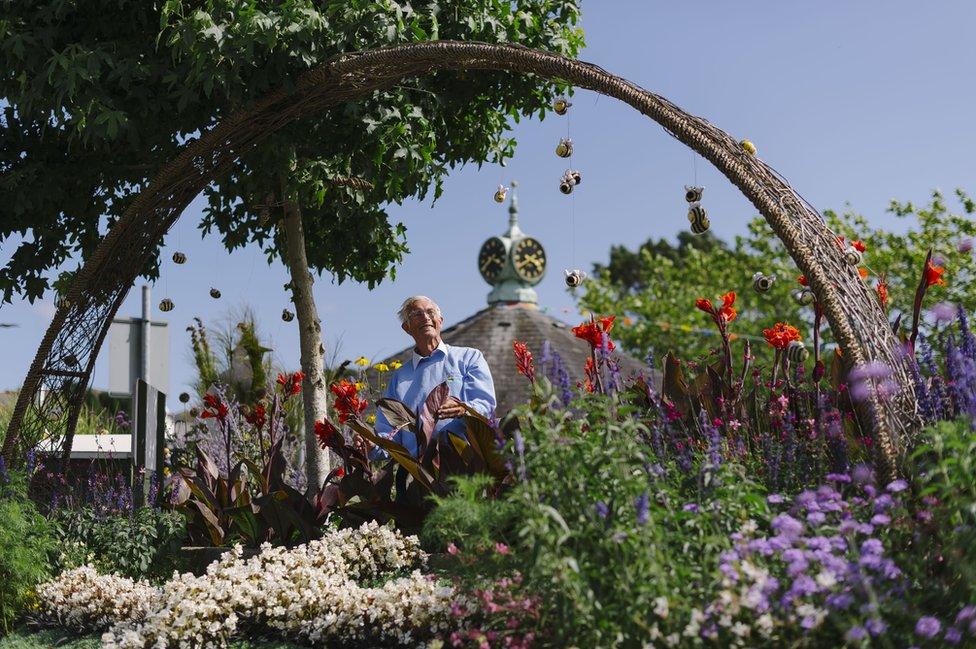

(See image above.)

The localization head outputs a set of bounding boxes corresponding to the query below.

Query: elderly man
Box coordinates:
[373,296,496,457]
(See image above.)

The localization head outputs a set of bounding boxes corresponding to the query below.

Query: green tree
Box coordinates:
[579,189,975,363]
[1,0,584,488]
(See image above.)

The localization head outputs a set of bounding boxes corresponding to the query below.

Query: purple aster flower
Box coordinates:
[932,302,957,322]
[865,618,887,636]
[886,479,908,493]
[634,492,649,525]
[871,513,891,526]
[772,514,805,540]
[849,360,892,381]
[827,593,854,610]
[852,464,875,485]
[874,493,894,511]
[596,501,609,519]
[767,493,785,504]
[945,627,963,645]
[859,553,882,569]
[807,511,827,525]
[860,538,883,555]
[683,503,700,513]
[825,472,851,483]
[915,616,942,639]
[845,626,868,642]
[958,238,974,253]
[790,575,818,597]
[955,606,976,625]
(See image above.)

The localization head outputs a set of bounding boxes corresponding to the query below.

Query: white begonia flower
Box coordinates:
[653,596,669,619]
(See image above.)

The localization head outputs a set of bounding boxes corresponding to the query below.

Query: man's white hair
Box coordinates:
[397,295,441,325]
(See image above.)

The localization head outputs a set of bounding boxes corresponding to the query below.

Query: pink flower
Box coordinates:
[495,542,510,555]
[447,542,459,556]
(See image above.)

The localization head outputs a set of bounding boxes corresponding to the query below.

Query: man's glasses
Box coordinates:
[407,308,440,321]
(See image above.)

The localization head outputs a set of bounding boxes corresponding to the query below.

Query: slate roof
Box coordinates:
[372,303,660,419]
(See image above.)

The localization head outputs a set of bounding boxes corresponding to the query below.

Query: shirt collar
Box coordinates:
[412,340,449,369]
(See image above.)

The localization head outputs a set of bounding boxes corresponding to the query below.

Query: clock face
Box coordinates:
[512,237,547,284]
[478,237,506,284]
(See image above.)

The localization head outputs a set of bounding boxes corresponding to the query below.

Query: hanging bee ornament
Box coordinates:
[179,392,190,404]
[792,288,816,306]
[559,169,580,195]
[684,185,704,203]
[564,269,587,287]
[159,298,174,312]
[786,340,809,363]
[753,272,776,293]
[689,213,711,235]
[740,139,757,156]
[209,287,222,299]
[555,138,573,158]
[172,252,187,264]
[570,170,582,185]
[559,179,573,195]
[843,246,863,266]
[281,309,295,322]
[494,184,508,203]
[553,97,572,115]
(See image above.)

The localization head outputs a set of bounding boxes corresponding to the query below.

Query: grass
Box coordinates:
[0,628,310,648]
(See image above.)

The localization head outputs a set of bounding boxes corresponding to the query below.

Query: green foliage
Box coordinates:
[49,507,185,583]
[908,417,976,608]
[421,473,517,555]
[426,382,769,646]
[1,0,584,303]
[0,472,56,635]
[580,189,973,362]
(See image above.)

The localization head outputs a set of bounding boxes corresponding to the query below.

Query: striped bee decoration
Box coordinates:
[209,288,221,299]
[172,252,187,264]
[843,246,863,266]
[689,213,710,235]
[159,298,174,312]
[793,288,816,305]
[553,97,572,115]
[559,180,573,195]
[752,272,775,293]
[555,138,573,158]
[281,309,295,322]
[786,340,809,363]
[564,269,587,287]
[494,184,508,203]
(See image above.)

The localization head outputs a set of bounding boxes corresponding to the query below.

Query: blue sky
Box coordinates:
[2,1,975,398]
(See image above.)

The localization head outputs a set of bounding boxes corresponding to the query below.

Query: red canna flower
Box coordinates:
[277,371,303,396]
[718,291,737,323]
[200,393,229,420]
[329,380,368,424]
[925,259,946,287]
[244,404,267,429]
[315,419,339,448]
[335,467,345,479]
[876,278,889,308]
[797,275,808,287]
[763,322,802,350]
[858,268,869,279]
[513,340,535,382]
[851,240,866,252]
[695,298,714,314]
[572,316,616,352]
[276,373,288,387]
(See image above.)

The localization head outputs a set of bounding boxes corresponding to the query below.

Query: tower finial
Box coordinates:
[508,180,519,228]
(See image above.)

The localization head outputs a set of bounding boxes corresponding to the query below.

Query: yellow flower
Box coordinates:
[374,363,390,373]
[390,360,402,370]
[355,356,370,367]
[355,381,367,391]
[366,414,377,425]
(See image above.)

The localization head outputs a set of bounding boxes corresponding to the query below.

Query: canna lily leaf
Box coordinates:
[376,398,417,432]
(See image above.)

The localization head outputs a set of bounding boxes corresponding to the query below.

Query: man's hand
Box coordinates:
[435,396,466,419]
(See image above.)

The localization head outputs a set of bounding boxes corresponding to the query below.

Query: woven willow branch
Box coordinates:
[2,41,919,479]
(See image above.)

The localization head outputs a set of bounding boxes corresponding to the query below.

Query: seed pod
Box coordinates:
[793,288,816,306]
[684,185,704,203]
[559,180,574,195]
[189,407,200,418]
[159,298,174,312]
[752,272,775,293]
[179,392,190,404]
[209,287,221,299]
[740,139,757,156]
[553,97,572,115]
[281,309,295,322]
[843,246,863,266]
[494,184,508,203]
[555,138,573,158]
[172,251,187,264]
[564,269,587,287]
[786,340,809,363]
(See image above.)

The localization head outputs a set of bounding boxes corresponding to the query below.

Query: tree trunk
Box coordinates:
[279,182,330,496]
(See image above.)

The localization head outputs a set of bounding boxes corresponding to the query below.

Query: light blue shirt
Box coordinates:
[374,341,496,457]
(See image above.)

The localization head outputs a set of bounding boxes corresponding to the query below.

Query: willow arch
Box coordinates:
[2,41,921,477]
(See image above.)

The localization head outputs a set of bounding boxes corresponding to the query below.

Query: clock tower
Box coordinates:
[477,181,546,305]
